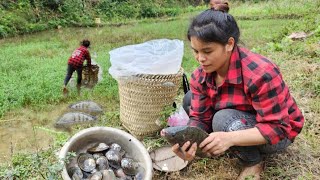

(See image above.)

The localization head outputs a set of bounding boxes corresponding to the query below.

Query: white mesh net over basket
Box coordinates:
[117,68,184,138]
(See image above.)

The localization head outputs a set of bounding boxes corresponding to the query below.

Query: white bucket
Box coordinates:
[59,127,153,180]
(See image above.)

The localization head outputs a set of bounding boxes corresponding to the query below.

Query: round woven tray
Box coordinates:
[118,68,184,138]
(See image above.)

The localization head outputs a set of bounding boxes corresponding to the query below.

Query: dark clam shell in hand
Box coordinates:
[161,126,209,157]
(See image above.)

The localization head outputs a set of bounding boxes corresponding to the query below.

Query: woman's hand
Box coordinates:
[172,141,197,161]
[199,132,233,156]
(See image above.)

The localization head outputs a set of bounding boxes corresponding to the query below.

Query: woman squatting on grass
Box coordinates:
[63,39,92,95]
[172,1,305,179]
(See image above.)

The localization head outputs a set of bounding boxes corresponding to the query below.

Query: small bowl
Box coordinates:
[149,146,188,172]
[59,127,153,180]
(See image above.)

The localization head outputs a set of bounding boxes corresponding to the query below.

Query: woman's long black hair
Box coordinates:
[187,3,240,45]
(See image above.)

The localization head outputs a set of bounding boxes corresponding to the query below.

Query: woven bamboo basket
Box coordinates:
[118,68,184,138]
[82,65,99,87]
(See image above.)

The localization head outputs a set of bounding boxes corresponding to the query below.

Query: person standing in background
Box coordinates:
[63,39,92,95]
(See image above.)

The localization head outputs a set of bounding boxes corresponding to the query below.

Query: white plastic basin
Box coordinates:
[59,126,153,180]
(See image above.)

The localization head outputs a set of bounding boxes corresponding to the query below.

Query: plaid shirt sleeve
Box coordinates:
[243,52,299,145]
[187,68,214,133]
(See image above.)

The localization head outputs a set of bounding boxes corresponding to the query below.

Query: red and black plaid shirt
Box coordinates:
[68,46,91,68]
[188,46,304,145]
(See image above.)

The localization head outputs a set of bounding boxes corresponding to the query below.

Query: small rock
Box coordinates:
[288,32,307,40]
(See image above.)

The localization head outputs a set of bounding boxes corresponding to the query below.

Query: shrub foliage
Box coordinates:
[0,0,199,38]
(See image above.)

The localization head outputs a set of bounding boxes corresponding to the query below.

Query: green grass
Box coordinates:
[238,19,297,48]
[230,0,319,18]
[0,0,320,179]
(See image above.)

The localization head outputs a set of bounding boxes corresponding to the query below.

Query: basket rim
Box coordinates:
[117,67,184,79]
[83,64,99,69]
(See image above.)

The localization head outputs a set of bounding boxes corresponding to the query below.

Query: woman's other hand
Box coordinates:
[172,141,197,161]
[199,132,233,156]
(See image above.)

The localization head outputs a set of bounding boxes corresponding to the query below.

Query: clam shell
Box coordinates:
[96,156,109,170]
[89,171,103,180]
[119,149,126,157]
[110,143,121,152]
[105,150,121,169]
[101,169,117,180]
[115,168,126,178]
[92,153,104,160]
[88,143,109,153]
[82,171,92,179]
[68,166,83,179]
[162,126,209,157]
[71,173,82,180]
[77,153,96,172]
[121,158,139,176]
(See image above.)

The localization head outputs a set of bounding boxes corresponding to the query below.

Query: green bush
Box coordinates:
[25,23,48,33]
[160,7,181,17]
[106,1,140,19]
[139,3,160,18]
[0,0,198,38]
[0,25,9,37]
[97,0,116,19]
[0,12,28,35]
[42,0,64,10]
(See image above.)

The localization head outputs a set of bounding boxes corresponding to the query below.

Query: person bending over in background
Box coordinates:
[63,39,92,95]
[171,2,304,180]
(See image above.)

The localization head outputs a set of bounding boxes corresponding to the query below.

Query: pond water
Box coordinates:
[0,124,52,161]
[0,106,64,162]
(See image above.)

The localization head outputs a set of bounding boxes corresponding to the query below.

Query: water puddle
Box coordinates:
[0,105,67,162]
[0,123,55,162]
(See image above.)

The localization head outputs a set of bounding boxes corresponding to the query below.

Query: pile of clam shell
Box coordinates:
[67,142,144,180]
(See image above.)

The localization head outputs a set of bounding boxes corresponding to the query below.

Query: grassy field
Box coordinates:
[0,0,319,179]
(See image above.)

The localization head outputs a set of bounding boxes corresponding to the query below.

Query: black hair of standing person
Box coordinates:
[187,2,240,45]
[81,39,90,48]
